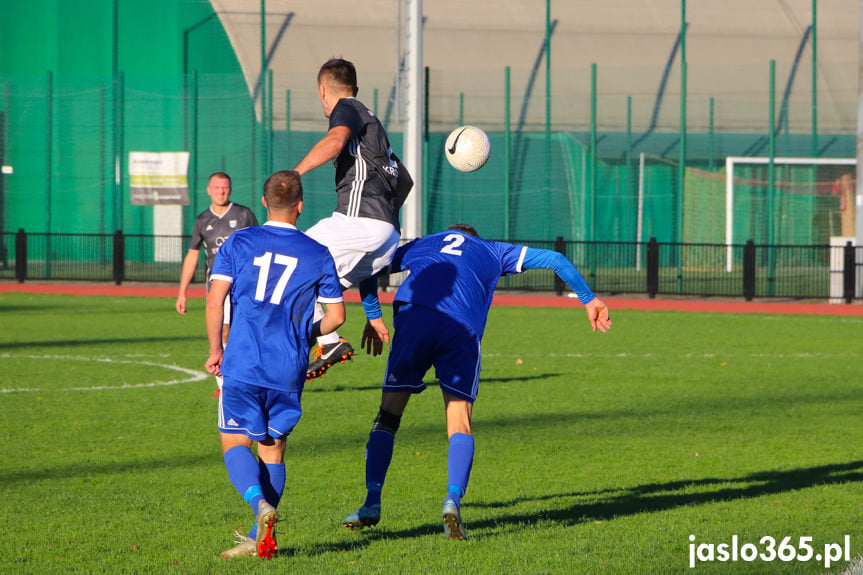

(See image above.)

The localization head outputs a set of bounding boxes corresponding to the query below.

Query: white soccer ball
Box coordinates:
[444,126,491,172]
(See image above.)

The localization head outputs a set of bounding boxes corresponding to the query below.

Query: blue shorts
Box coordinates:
[383,303,481,403]
[218,377,302,440]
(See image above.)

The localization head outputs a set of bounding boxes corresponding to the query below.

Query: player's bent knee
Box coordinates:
[371,408,402,435]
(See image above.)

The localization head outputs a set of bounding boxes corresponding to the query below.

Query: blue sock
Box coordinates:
[248,460,286,539]
[224,446,265,528]
[259,460,286,507]
[446,433,475,508]
[364,429,395,507]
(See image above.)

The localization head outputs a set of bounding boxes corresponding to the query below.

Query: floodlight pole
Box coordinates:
[403,0,423,240]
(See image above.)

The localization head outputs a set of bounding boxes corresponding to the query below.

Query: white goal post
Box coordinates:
[724,156,857,272]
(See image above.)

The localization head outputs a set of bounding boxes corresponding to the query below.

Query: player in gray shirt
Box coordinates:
[294,58,413,381]
[176,172,258,392]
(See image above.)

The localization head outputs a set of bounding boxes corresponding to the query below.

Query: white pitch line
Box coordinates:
[0,354,209,393]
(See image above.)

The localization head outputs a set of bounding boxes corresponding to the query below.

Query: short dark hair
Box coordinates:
[317,58,358,93]
[263,170,303,211]
[446,223,479,237]
[208,172,231,185]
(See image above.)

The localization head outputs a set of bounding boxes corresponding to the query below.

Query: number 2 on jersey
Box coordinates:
[253,251,298,304]
[440,233,465,256]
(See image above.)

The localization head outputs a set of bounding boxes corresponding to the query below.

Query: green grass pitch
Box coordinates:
[1,292,862,574]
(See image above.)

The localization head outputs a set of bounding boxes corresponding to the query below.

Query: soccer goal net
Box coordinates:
[723,156,856,270]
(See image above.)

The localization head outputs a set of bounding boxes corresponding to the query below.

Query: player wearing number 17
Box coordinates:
[205,170,345,559]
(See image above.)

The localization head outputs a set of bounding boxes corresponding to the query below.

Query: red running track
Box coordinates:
[2,281,863,316]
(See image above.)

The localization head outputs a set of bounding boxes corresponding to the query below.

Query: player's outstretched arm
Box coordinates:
[204,279,231,375]
[293,126,351,175]
[520,247,611,333]
[521,247,596,302]
[176,248,200,314]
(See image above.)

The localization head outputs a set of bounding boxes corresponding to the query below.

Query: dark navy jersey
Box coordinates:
[390,231,527,338]
[189,203,259,279]
[210,222,343,391]
[329,97,404,228]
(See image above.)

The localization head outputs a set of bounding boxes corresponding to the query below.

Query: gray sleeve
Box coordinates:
[189,216,204,250]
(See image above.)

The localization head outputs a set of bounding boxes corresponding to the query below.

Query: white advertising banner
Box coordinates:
[129,151,190,205]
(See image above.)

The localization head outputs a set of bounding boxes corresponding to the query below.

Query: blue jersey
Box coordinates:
[210,222,343,391]
[390,231,527,337]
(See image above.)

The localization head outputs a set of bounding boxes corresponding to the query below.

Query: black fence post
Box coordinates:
[843,241,855,304]
[15,228,26,283]
[553,236,566,295]
[743,239,756,301]
[112,230,125,285]
[646,237,658,298]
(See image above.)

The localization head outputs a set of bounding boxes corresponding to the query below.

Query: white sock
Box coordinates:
[318,332,340,346]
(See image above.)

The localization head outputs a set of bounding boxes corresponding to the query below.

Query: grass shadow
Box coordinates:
[0,452,216,485]
[282,522,446,557]
[466,459,863,533]
[287,459,863,554]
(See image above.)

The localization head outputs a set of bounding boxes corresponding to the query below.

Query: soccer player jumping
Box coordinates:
[343,224,611,540]
[293,58,412,382]
[205,170,345,558]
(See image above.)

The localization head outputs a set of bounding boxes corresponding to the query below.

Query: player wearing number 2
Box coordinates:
[205,170,345,558]
[343,224,612,540]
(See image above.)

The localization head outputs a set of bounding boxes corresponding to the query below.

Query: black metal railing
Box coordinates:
[1,230,860,302]
[1,230,206,285]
